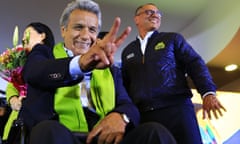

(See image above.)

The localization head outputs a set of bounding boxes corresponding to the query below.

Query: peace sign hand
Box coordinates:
[79,17,131,72]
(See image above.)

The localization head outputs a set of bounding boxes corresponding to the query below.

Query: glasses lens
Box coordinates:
[145,10,161,17]
[156,11,162,17]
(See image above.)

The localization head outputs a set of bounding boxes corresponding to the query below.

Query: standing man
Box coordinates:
[121,3,226,144]
[20,1,176,144]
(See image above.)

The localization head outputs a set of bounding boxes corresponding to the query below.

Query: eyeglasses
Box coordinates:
[136,9,162,17]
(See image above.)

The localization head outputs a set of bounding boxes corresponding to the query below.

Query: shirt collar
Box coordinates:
[137,31,154,41]
[64,47,74,57]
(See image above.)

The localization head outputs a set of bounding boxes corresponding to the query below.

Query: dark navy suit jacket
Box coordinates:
[20,44,140,131]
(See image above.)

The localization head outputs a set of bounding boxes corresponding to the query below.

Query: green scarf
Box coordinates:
[53,42,115,132]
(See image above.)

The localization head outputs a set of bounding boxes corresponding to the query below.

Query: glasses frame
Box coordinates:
[136,9,162,17]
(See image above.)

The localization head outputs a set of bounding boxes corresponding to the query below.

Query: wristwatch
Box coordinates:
[121,113,130,124]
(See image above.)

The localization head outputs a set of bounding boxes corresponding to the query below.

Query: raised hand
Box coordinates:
[79,17,131,72]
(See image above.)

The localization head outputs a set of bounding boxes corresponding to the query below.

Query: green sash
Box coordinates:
[53,42,115,132]
[2,83,19,140]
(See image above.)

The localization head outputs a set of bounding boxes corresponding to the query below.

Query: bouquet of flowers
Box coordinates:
[0,26,30,96]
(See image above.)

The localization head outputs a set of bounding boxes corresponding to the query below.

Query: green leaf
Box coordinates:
[26,29,30,46]
[13,26,19,48]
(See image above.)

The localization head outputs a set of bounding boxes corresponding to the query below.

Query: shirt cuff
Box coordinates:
[69,55,83,79]
[202,91,216,99]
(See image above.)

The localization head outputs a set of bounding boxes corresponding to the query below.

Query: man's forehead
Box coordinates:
[142,4,158,10]
[69,10,98,24]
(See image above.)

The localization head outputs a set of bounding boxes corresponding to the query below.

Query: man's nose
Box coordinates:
[80,28,91,39]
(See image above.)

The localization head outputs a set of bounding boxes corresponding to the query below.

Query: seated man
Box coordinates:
[19,0,176,144]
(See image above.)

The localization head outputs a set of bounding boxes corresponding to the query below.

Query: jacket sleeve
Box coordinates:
[173,33,217,96]
[6,82,19,102]
[23,44,82,90]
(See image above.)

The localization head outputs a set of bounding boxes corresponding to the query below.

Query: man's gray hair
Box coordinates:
[60,0,102,31]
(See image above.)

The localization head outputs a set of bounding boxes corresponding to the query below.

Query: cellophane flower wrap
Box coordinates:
[0,26,30,96]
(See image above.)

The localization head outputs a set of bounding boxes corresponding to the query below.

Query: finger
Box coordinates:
[216,108,223,117]
[212,109,219,119]
[93,42,110,65]
[19,96,26,101]
[219,103,227,112]
[93,40,112,64]
[106,17,121,43]
[106,135,115,144]
[98,133,108,144]
[79,54,97,72]
[95,50,110,66]
[207,110,212,119]
[105,43,115,65]
[202,110,206,119]
[114,134,124,144]
[213,96,226,112]
[80,49,109,71]
[104,42,113,57]
[105,133,123,144]
[109,27,131,57]
[16,104,21,111]
[114,26,132,48]
[108,55,115,66]
[86,127,102,144]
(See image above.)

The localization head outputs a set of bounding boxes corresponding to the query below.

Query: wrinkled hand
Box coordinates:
[9,96,26,111]
[86,112,126,144]
[202,94,226,119]
[79,17,131,72]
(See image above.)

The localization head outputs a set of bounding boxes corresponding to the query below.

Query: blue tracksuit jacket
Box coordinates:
[121,31,217,111]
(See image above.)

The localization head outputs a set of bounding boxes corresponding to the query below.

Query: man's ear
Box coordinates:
[61,26,66,38]
[134,16,139,26]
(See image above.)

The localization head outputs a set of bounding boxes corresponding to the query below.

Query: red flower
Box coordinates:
[10,67,25,85]
[0,46,29,96]
[11,67,27,96]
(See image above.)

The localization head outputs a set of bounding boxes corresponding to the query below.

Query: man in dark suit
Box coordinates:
[20,1,176,144]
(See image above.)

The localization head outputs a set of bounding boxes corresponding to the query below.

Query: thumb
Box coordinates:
[19,95,26,101]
